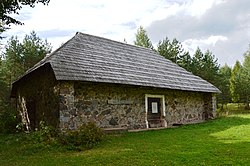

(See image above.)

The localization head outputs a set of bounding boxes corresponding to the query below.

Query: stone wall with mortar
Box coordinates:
[59,81,215,130]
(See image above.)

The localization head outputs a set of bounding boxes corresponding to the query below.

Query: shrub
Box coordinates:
[35,121,58,142]
[60,121,104,150]
[0,103,19,133]
[7,121,104,151]
[24,121,59,146]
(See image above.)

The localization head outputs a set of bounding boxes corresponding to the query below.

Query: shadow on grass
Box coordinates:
[209,115,250,144]
[163,115,250,165]
[101,115,250,165]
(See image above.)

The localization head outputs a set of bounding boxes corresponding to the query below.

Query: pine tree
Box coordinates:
[157,37,191,71]
[190,48,220,85]
[217,64,232,108]
[22,31,52,70]
[134,26,154,50]
[230,61,242,103]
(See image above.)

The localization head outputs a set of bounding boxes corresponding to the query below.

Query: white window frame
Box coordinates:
[145,94,166,128]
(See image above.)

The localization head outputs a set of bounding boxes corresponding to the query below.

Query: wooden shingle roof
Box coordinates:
[15,32,220,93]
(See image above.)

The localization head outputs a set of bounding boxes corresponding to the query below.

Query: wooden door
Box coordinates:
[147,97,161,128]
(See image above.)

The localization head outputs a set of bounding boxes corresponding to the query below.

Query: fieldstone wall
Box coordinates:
[165,91,206,125]
[59,82,146,130]
[59,81,215,130]
[59,81,76,129]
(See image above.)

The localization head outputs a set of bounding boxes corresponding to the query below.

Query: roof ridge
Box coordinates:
[75,31,155,52]
[46,33,78,61]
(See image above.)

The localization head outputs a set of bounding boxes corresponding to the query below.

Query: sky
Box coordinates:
[2,0,250,66]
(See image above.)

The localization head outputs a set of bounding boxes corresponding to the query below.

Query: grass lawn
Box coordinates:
[1,114,250,166]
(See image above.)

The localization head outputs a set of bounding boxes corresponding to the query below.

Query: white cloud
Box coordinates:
[5,0,177,48]
[147,0,250,66]
[184,35,228,47]
[5,0,222,43]
[182,35,228,54]
[186,0,216,17]
[2,0,250,66]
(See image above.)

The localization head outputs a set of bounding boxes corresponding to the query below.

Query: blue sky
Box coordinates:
[2,0,250,66]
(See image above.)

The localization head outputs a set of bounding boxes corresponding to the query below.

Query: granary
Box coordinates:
[11,32,220,131]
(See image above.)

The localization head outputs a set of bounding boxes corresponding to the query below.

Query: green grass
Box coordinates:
[1,114,250,165]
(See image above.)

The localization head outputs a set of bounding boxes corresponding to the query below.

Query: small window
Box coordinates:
[152,102,158,113]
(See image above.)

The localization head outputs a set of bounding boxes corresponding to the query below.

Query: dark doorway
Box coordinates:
[27,99,37,130]
[147,97,162,128]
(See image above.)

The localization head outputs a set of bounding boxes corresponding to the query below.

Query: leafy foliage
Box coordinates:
[240,50,250,108]
[134,26,154,50]
[191,48,220,86]
[161,45,220,86]
[0,103,18,133]
[157,37,192,71]
[2,36,24,86]
[1,31,51,85]
[238,68,250,108]
[0,31,51,133]
[25,121,59,145]
[59,122,104,150]
[14,121,105,152]
[217,64,232,107]
[230,61,242,103]
[229,54,250,109]
[21,31,51,70]
[159,45,220,86]
[0,0,50,35]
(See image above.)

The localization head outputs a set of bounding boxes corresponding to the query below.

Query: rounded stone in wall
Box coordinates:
[109,117,118,126]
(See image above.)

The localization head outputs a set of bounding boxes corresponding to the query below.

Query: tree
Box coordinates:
[157,37,172,60]
[217,64,232,108]
[157,37,192,71]
[243,45,250,69]
[0,58,8,101]
[228,47,250,109]
[0,31,51,132]
[134,26,154,49]
[21,31,51,70]
[241,47,250,109]
[0,0,50,35]
[230,61,242,103]
[1,31,51,86]
[0,21,8,39]
[202,50,220,85]
[2,36,24,87]
[190,47,204,76]
[0,36,24,133]
[238,67,250,109]
[190,48,220,86]
[177,51,192,72]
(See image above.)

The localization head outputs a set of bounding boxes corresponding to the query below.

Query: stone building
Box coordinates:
[11,32,220,131]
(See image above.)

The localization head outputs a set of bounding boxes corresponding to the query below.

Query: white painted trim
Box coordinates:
[145,94,166,128]
[145,95,149,128]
